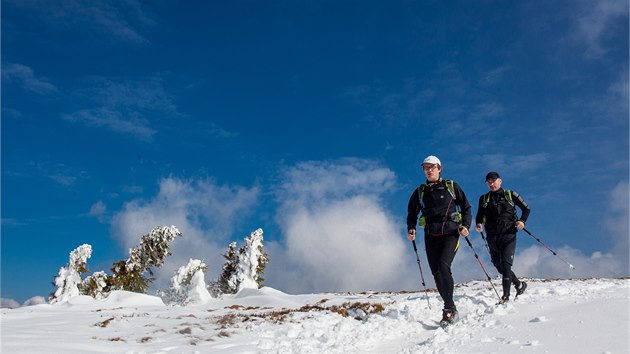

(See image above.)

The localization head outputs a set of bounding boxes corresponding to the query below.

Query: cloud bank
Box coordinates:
[265,159,418,293]
[103,163,627,297]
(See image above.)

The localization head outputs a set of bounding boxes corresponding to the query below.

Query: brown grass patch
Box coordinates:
[94,317,115,327]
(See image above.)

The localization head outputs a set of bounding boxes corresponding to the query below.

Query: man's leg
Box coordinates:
[424,236,446,305]
[437,236,459,311]
[499,235,518,298]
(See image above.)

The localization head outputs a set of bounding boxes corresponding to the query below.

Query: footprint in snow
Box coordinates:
[529,316,550,322]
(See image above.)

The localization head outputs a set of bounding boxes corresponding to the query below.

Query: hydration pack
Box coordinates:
[417,179,462,227]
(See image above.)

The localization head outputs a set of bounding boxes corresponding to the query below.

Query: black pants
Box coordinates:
[488,234,521,297]
[425,234,459,310]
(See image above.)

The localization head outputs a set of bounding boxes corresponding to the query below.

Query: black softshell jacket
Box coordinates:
[475,188,531,237]
[407,179,472,236]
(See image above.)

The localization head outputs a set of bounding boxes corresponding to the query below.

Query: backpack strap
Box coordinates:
[444,179,456,200]
[504,189,515,207]
[417,184,426,210]
[420,180,456,205]
[483,190,514,208]
[417,184,427,227]
[417,180,460,228]
[482,192,491,208]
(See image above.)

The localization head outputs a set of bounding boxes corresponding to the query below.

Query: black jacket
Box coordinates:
[407,179,472,237]
[475,188,530,237]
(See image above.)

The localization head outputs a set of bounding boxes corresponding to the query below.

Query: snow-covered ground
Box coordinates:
[2,278,628,353]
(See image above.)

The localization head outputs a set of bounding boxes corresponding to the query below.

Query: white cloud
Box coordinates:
[110,177,260,292]
[63,108,156,141]
[26,161,87,187]
[479,66,511,87]
[270,196,414,293]
[266,159,419,293]
[514,244,625,279]
[469,102,505,121]
[23,296,47,306]
[1,296,51,308]
[604,181,629,270]
[88,76,178,114]
[2,63,58,94]
[208,122,239,139]
[480,153,550,174]
[1,298,21,309]
[63,76,180,141]
[574,0,628,59]
[5,0,154,43]
[89,200,107,223]
[48,173,78,186]
[276,158,397,209]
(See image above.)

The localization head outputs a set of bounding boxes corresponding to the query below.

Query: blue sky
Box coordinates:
[2,0,628,304]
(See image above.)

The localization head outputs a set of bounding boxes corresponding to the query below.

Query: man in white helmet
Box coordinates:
[406,155,472,327]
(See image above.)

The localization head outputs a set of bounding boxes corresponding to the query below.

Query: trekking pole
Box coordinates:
[411,240,431,309]
[523,228,575,270]
[479,231,491,255]
[463,236,502,302]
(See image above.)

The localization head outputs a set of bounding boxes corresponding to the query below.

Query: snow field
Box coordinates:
[2,278,628,353]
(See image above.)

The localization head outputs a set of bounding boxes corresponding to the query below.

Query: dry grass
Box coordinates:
[214,301,387,326]
[94,317,115,328]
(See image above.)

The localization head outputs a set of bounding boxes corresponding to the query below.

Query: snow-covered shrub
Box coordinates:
[80,271,108,299]
[162,259,211,305]
[211,242,239,296]
[229,228,269,292]
[49,244,92,304]
[109,225,182,293]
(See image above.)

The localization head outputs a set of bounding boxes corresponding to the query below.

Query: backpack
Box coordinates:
[480,189,514,224]
[417,179,461,227]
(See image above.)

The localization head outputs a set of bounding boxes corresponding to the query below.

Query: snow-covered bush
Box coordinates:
[228,228,269,292]
[49,244,92,304]
[162,259,211,305]
[109,225,182,293]
[80,271,108,299]
[211,242,239,296]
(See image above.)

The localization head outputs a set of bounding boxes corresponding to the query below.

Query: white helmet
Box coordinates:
[423,155,441,166]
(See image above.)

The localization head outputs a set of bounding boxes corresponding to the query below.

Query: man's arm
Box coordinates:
[407,188,421,231]
[454,183,472,229]
[512,191,530,223]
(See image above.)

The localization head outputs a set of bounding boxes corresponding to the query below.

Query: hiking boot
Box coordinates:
[516,281,528,296]
[440,308,458,327]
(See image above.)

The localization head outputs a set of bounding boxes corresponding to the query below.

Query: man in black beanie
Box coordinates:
[475,172,531,303]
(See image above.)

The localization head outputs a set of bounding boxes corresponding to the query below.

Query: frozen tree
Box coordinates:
[229,228,269,292]
[162,259,211,305]
[109,225,182,293]
[80,271,108,299]
[211,241,239,296]
[49,244,92,304]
